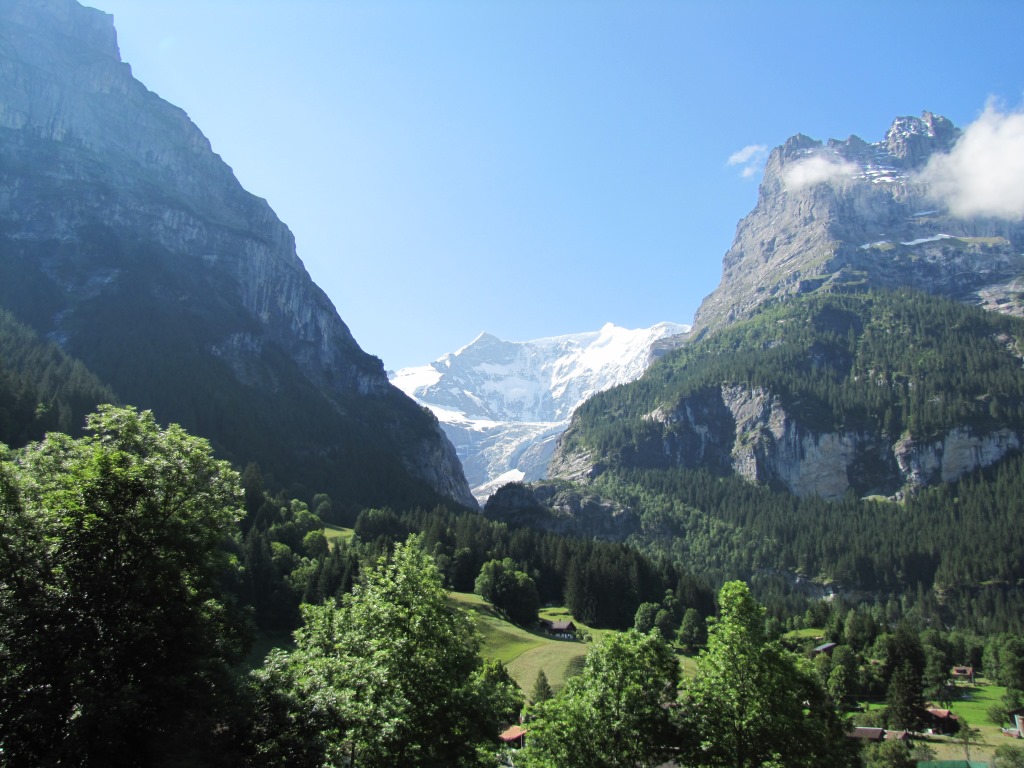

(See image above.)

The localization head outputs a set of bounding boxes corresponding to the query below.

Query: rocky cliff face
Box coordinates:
[482,481,638,540]
[607,384,1021,500]
[0,0,475,510]
[693,112,1024,334]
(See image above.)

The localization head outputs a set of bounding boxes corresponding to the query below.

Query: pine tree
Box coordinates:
[531,669,554,704]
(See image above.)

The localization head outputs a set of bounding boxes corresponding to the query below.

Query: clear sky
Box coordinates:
[88,0,1024,371]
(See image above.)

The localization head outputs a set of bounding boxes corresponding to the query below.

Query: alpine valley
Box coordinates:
[7,1,1024,765]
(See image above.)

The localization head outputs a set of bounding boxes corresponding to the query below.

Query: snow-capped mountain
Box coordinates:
[391,322,690,501]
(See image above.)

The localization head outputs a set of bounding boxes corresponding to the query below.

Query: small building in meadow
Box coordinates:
[924,707,961,735]
[539,619,576,638]
[950,666,976,684]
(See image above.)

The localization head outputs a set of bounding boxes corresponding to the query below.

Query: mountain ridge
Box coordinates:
[0,0,475,512]
[693,111,1024,335]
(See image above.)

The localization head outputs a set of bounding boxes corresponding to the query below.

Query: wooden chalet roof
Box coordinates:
[499,725,526,743]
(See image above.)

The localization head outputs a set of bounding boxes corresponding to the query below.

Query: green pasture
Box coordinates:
[323,524,354,546]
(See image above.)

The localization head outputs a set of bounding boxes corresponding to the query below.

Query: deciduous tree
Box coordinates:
[521,630,679,768]
[680,581,857,768]
[0,406,246,766]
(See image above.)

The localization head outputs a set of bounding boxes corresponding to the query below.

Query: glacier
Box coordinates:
[391,321,690,502]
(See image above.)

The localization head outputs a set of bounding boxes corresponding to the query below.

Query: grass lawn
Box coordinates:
[928,681,1010,763]
[451,594,589,693]
[323,524,354,546]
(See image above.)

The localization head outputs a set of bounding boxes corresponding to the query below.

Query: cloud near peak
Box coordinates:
[919,104,1024,221]
[727,144,768,179]
[782,155,858,191]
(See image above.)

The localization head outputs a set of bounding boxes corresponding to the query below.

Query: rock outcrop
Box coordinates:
[0,0,475,510]
[553,382,1022,501]
[483,481,638,540]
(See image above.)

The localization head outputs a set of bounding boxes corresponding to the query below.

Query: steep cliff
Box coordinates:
[0,0,475,512]
[693,113,1024,334]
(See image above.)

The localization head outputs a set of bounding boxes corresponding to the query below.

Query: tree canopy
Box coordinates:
[246,536,523,767]
[0,405,246,766]
[680,581,857,768]
[521,629,680,768]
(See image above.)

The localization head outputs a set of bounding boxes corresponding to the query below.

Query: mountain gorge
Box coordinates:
[391,321,688,500]
[0,0,475,513]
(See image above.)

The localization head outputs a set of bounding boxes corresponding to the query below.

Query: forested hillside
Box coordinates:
[564,290,1024,458]
[0,307,116,445]
[548,290,1024,631]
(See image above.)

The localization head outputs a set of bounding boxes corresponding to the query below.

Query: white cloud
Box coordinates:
[919,104,1024,220]
[727,144,768,179]
[782,155,858,191]
[728,144,767,165]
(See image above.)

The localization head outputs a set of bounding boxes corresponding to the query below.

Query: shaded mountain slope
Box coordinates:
[0,0,474,513]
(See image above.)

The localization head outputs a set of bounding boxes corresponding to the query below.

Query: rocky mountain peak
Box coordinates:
[884,111,959,167]
[693,111,1024,334]
[3,0,118,61]
[392,322,689,501]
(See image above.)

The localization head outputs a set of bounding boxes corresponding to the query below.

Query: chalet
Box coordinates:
[540,619,577,639]
[924,707,961,735]
[848,727,885,742]
[951,666,976,684]
[812,642,838,656]
[847,727,911,743]
[1007,706,1024,737]
[499,725,526,749]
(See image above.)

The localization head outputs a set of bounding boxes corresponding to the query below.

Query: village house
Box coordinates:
[539,619,577,639]
[950,666,976,684]
[499,725,526,749]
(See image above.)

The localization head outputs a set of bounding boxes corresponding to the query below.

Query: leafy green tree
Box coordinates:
[678,606,707,652]
[521,630,679,768]
[634,601,660,633]
[262,536,518,767]
[531,669,554,704]
[0,406,246,767]
[680,581,857,768]
[863,739,916,768]
[474,557,540,626]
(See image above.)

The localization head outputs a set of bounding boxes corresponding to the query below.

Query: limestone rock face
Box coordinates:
[556,382,1024,501]
[693,112,1024,334]
[0,0,475,509]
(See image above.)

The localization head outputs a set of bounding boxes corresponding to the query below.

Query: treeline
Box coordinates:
[234,474,717,635]
[566,289,1024,459]
[0,308,116,445]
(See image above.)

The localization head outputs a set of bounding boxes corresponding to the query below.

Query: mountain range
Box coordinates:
[391,321,688,500]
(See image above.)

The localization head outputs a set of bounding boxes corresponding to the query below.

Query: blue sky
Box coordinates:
[91,1,1024,371]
